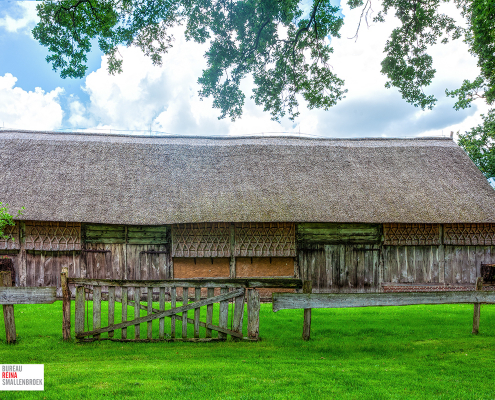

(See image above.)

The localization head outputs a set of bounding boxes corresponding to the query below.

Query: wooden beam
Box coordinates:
[302,281,312,341]
[61,267,71,341]
[273,291,495,312]
[0,287,57,304]
[473,277,483,334]
[68,277,303,289]
[0,271,16,344]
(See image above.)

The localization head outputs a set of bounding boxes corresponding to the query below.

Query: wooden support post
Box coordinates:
[61,267,71,341]
[472,277,483,335]
[302,280,312,341]
[247,288,260,340]
[134,287,140,339]
[0,271,16,344]
[75,286,85,338]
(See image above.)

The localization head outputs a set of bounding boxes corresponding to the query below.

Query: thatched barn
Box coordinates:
[1,130,495,296]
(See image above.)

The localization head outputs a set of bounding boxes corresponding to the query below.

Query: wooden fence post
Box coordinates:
[302,280,312,341]
[247,289,260,340]
[0,271,16,344]
[472,277,483,335]
[61,266,71,341]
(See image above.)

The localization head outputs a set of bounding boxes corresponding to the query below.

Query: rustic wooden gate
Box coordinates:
[65,277,302,342]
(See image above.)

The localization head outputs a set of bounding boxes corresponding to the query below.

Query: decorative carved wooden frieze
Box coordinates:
[444,223,495,246]
[383,223,440,246]
[0,222,20,250]
[234,222,295,257]
[25,221,81,251]
[172,223,230,257]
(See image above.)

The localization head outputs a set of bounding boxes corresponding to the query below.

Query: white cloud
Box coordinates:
[0,2,39,33]
[0,73,63,130]
[65,4,489,138]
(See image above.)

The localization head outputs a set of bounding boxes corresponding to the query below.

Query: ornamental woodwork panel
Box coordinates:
[171,223,230,257]
[444,223,495,246]
[0,222,20,250]
[25,221,81,251]
[234,222,295,257]
[383,223,440,246]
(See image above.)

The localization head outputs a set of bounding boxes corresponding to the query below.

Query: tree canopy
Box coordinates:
[33,0,494,179]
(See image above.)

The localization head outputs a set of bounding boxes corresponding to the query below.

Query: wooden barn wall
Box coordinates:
[298,223,495,292]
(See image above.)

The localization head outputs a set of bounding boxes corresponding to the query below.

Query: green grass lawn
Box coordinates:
[1,301,495,399]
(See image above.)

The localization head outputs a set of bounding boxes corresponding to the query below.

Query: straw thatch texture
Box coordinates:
[1,130,494,225]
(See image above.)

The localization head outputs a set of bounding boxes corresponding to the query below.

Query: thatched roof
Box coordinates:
[1,130,494,224]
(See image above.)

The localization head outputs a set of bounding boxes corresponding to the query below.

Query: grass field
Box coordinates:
[1,301,495,399]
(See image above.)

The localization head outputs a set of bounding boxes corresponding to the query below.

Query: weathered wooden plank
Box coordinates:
[68,277,303,288]
[93,286,101,340]
[356,246,365,290]
[159,287,165,340]
[273,291,495,311]
[454,246,463,283]
[247,289,260,340]
[147,287,153,340]
[472,277,483,334]
[399,246,408,283]
[1,272,16,344]
[194,287,201,338]
[121,287,128,339]
[206,287,214,338]
[297,223,382,244]
[78,337,236,343]
[0,287,57,304]
[107,286,115,338]
[232,289,245,338]
[468,246,476,284]
[75,285,85,336]
[134,287,141,339]
[182,287,188,338]
[171,287,176,338]
[218,288,229,339]
[77,289,244,338]
[407,246,415,283]
[324,245,334,289]
[444,246,453,284]
[438,244,445,284]
[61,267,71,341]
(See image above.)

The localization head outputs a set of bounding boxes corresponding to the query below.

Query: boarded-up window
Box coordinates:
[0,222,20,250]
[383,223,440,246]
[172,223,230,257]
[25,221,81,251]
[444,223,495,245]
[234,222,295,257]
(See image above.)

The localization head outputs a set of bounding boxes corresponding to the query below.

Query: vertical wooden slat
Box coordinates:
[206,287,214,338]
[219,287,229,339]
[61,267,71,341]
[247,288,260,340]
[356,246,365,291]
[232,289,245,339]
[159,287,165,340]
[75,285,85,337]
[399,246,408,283]
[438,244,445,284]
[194,287,201,338]
[182,287,188,338]
[472,277,483,334]
[93,286,101,340]
[121,287,128,339]
[454,246,463,283]
[134,287,140,339]
[171,287,176,338]
[147,287,153,340]
[107,286,115,338]
[302,280,312,341]
[444,246,453,284]
[0,271,16,344]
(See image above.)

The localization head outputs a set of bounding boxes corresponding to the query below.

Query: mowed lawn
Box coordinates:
[1,301,495,400]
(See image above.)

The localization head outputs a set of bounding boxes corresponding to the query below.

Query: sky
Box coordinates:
[0,0,491,138]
